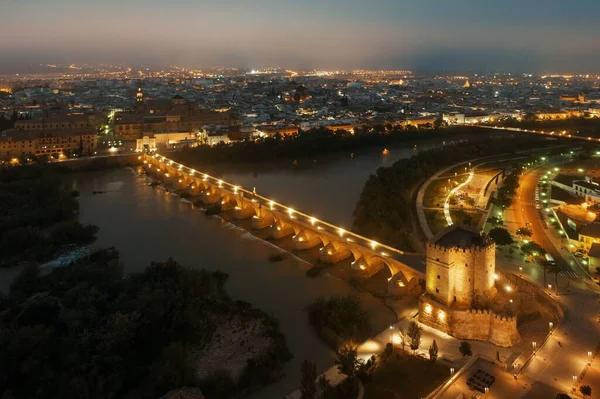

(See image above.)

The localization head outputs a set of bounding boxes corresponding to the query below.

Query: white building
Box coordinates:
[206,133,230,146]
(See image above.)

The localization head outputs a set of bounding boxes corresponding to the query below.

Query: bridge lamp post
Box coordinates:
[218,180,223,187]
[288,208,294,218]
[203,174,208,181]
[269,201,274,210]
[310,217,316,225]
[370,240,378,250]
[338,228,345,237]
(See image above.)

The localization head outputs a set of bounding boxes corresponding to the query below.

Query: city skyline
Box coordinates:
[2,0,600,73]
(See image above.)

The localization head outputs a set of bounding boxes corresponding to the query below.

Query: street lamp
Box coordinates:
[484,387,489,397]
[549,322,553,332]
[450,367,455,377]
[572,375,577,389]
[389,325,394,344]
[588,351,593,365]
[532,341,537,353]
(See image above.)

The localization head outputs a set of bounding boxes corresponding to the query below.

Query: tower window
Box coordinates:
[436,258,439,262]
[465,264,468,267]
[437,275,440,279]
[435,288,439,293]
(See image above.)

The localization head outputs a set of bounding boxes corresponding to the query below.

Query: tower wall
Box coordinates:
[425,240,495,308]
[425,244,455,306]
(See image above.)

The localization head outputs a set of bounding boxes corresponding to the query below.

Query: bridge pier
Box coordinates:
[292,230,322,250]
[320,242,352,263]
[233,204,255,220]
[268,220,295,239]
[220,198,237,212]
[201,190,221,205]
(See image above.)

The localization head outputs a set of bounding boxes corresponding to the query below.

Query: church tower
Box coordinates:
[135,84,144,113]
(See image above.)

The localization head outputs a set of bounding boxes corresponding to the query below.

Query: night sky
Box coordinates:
[2,0,600,72]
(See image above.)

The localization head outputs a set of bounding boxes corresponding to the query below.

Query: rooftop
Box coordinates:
[579,223,600,239]
[432,225,489,248]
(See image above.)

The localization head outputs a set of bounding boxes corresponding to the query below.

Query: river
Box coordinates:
[0,142,434,398]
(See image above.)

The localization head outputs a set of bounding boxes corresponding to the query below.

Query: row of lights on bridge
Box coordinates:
[147,154,389,256]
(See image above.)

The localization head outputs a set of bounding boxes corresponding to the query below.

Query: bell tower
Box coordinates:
[135,84,144,113]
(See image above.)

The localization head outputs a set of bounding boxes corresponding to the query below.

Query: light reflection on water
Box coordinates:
[0,145,435,398]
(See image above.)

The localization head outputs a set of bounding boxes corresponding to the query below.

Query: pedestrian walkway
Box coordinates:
[286,302,520,399]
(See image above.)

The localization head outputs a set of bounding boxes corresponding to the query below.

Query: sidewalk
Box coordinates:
[286,303,520,399]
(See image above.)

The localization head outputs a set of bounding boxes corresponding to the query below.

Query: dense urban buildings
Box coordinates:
[1,67,599,160]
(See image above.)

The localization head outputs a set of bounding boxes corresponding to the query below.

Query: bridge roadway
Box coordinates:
[477,124,600,142]
[141,153,425,288]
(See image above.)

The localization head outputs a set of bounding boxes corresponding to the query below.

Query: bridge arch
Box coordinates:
[292,228,327,251]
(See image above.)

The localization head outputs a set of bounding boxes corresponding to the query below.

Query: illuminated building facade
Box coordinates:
[419,226,520,347]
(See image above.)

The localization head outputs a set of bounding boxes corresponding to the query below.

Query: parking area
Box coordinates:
[439,359,535,399]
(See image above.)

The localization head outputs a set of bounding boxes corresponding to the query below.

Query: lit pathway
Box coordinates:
[286,303,519,399]
[444,169,474,226]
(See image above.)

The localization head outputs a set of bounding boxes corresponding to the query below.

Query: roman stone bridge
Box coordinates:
[141,153,424,292]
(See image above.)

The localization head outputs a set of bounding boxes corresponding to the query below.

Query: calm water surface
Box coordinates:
[0,143,435,398]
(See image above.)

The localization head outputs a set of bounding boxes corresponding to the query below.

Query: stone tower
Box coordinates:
[425,225,496,309]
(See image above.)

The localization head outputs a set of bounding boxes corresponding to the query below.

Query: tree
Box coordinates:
[317,375,332,396]
[580,385,592,398]
[299,360,317,399]
[407,321,422,354]
[336,344,364,380]
[429,340,439,363]
[398,327,407,355]
[459,341,472,358]
[488,227,514,246]
[521,241,546,256]
[487,216,503,227]
[516,227,533,238]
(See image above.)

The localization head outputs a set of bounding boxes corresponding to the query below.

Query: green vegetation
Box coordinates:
[516,227,533,238]
[488,227,514,246]
[325,343,377,399]
[362,348,449,399]
[353,135,560,250]
[521,241,546,256]
[0,253,291,399]
[425,209,449,235]
[173,126,454,166]
[299,360,318,399]
[580,384,592,398]
[459,341,473,358]
[407,321,422,353]
[493,166,522,209]
[307,296,370,349]
[0,167,98,267]
[429,340,439,363]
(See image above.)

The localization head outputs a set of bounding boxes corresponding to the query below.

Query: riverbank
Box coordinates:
[1,251,292,399]
[0,165,295,399]
[49,167,396,399]
[168,127,476,178]
[352,133,573,251]
[0,166,99,269]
